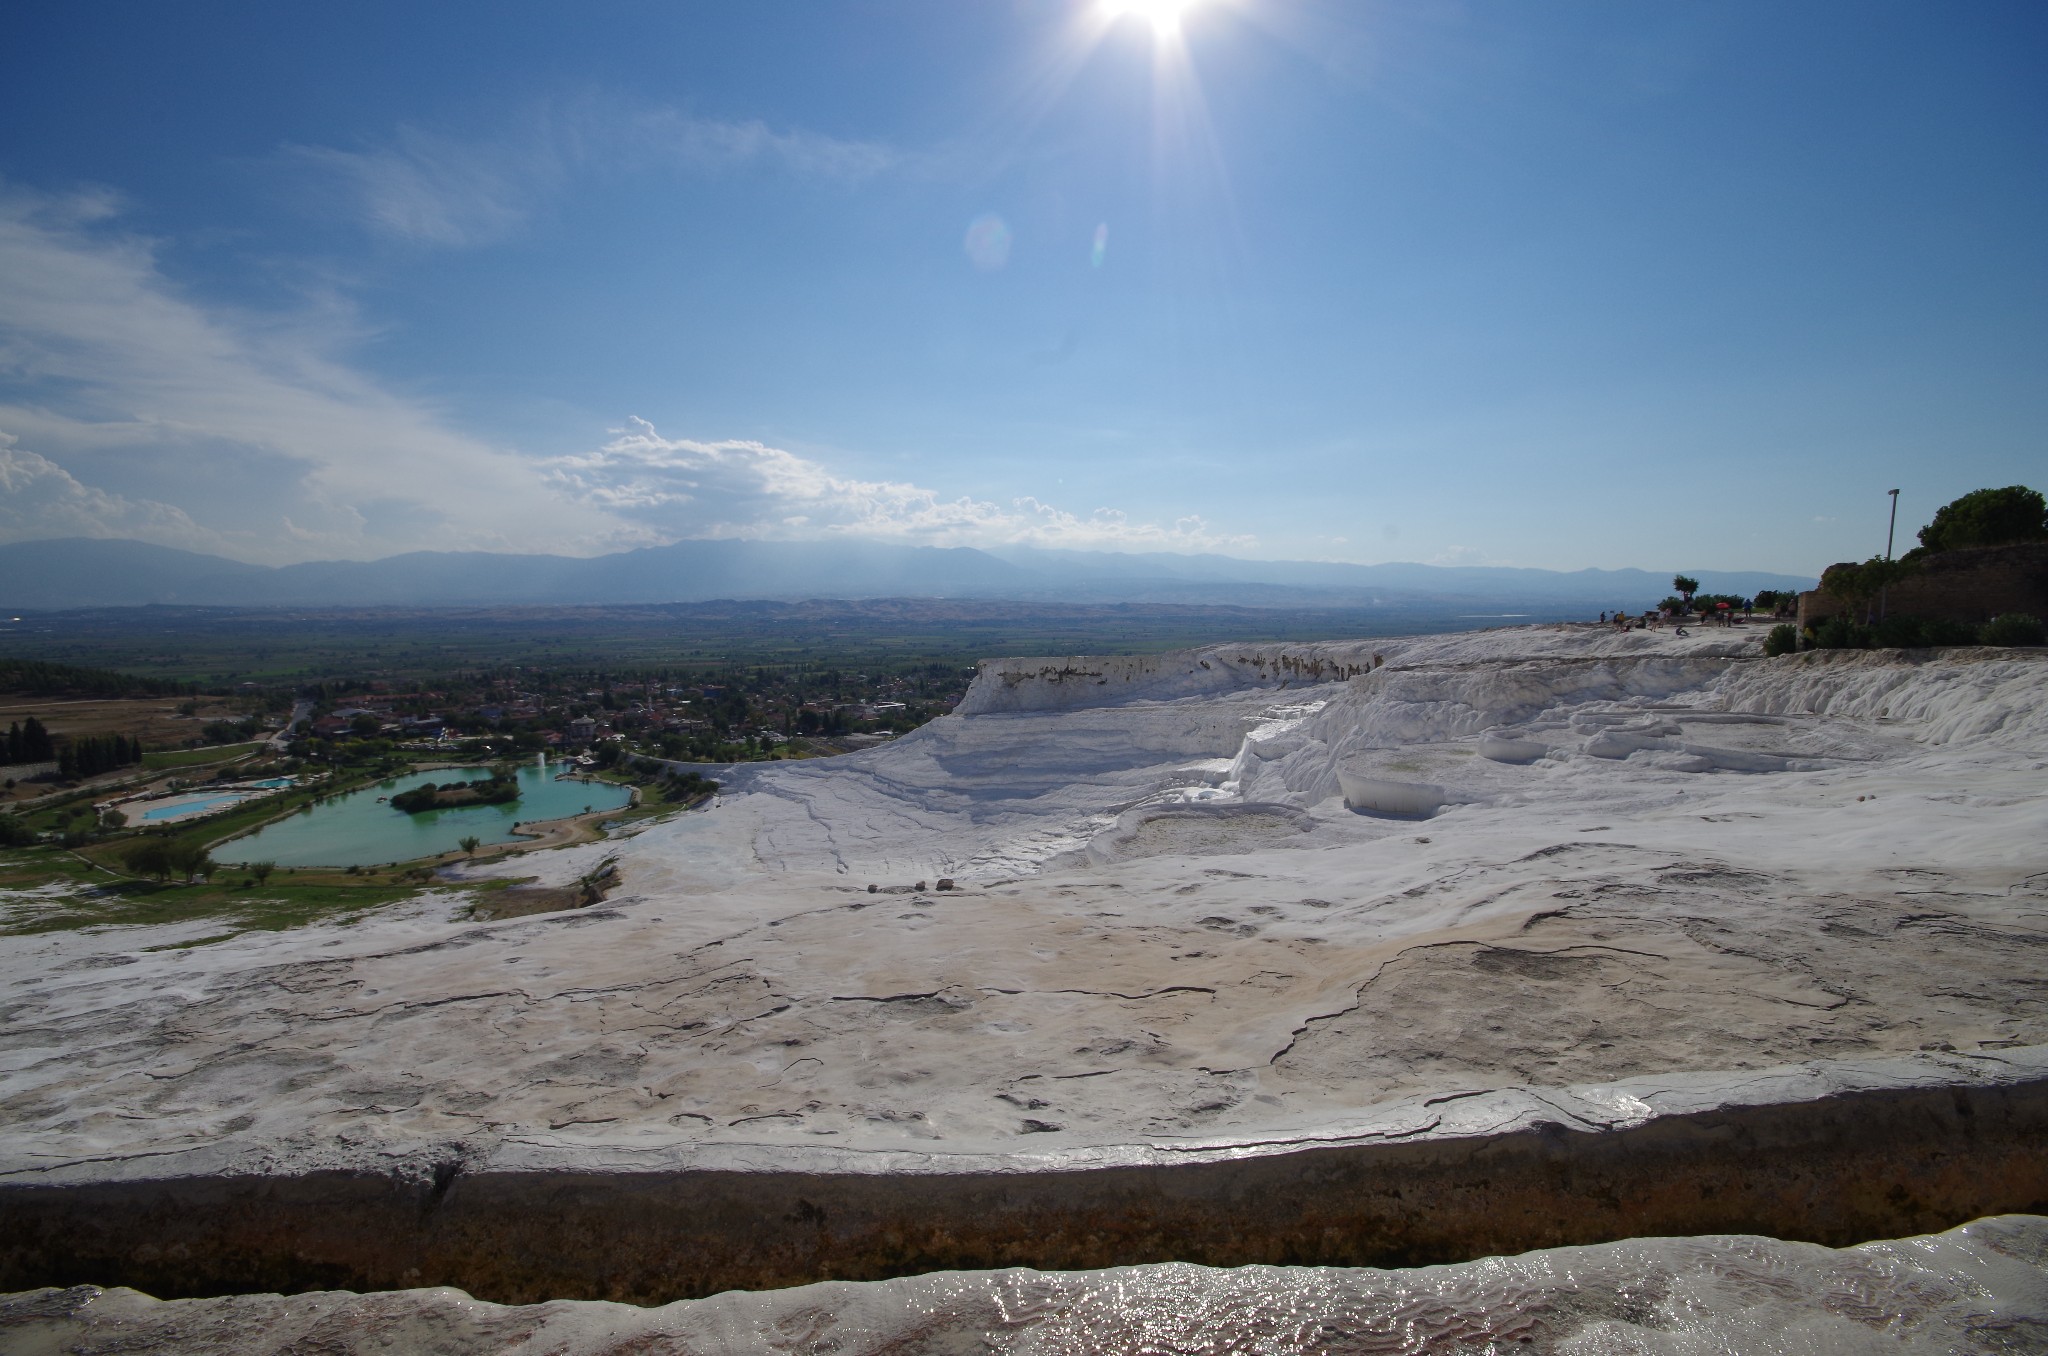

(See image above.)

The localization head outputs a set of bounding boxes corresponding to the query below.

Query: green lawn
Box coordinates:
[0,844,513,941]
[142,741,266,770]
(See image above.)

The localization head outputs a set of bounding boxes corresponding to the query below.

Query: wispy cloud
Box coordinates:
[290,129,542,247]
[1430,544,1511,567]
[289,102,909,247]
[625,107,906,182]
[0,182,628,561]
[547,419,1254,554]
[0,185,1251,565]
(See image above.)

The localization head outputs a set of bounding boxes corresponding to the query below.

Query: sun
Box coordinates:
[1102,0,1202,36]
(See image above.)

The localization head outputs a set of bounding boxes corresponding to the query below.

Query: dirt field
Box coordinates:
[0,695,246,745]
[0,695,252,804]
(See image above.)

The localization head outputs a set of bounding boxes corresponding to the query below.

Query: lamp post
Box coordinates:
[1881,489,1900,622]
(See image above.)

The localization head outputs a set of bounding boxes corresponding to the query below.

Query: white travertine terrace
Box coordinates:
[2,624,2044,1166]
[6,1214,2046,1354]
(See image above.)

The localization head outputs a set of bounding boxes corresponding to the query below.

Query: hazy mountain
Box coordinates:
[0,538,271,609]
[0,537,1814,612]
[0,538,1034,610]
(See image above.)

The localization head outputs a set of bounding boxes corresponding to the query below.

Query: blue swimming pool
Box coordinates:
[138,792,248,822]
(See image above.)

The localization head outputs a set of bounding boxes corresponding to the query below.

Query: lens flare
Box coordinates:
[1091,222,1109,267]
[1103,0,1201,36]
[964,213,1013,271]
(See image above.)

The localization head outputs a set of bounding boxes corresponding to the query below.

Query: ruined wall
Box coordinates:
[1798,542,2048,629]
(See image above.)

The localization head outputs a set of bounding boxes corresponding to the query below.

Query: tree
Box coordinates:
[1916,485,2048,553]
[250,861,275,886]
[1672,575,1700,606]
[459,835,481,857]
[165,841,215,884]
[6,717,55,764]
[123,838,174,881]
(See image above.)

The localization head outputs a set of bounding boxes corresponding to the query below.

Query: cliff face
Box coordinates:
[1798,541,2048,629]
[954,643,1389,716]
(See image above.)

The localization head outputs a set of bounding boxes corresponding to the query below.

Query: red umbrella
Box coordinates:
[1716,602,1731,609]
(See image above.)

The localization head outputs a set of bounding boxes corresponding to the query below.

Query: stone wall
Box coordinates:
[1798,542,2048,630]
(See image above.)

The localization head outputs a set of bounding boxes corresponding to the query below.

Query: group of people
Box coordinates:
[1599,602,1751,636]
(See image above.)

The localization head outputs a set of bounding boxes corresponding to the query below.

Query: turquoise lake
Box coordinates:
[218,762,631,867]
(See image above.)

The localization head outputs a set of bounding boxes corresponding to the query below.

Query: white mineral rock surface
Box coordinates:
[6,1215,2046,1355]
[2,624,2045,1170]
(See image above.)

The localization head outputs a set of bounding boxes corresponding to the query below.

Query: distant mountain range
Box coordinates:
[0,537,1815,613]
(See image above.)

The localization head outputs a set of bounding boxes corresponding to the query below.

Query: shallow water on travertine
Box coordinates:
[5,1216,2045,1355]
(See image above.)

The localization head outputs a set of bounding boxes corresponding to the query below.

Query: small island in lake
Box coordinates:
[389,772,518,814]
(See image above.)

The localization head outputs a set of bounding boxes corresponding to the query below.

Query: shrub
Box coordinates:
[1764,624,1799,657]
[201,720,255,745]
[0,814,34,847]
[1980,613,2046,647]
[1812,616,1873,650]
[1921,618,1981,646]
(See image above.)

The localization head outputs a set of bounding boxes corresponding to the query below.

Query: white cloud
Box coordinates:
[0,182,628,562]
[548,419,1254,553]
[0,435,221,549]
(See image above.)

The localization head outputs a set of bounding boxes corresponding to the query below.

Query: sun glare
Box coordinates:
[1102,0,1201,36]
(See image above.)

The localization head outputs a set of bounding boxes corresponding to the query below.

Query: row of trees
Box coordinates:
[7,719,147,776]
[58,734,144,780]
[0,658,190,699]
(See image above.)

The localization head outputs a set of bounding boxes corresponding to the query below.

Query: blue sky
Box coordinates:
[0,0,2041,574]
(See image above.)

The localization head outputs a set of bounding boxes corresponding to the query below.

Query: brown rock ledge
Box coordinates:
[3,1053,2046,1305]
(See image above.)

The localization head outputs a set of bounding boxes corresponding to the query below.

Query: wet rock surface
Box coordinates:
[6,1214,2047,1355]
